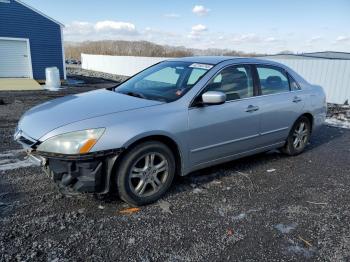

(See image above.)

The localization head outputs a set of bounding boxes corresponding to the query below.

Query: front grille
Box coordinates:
[14,129,37,148]
[18,135,36,147]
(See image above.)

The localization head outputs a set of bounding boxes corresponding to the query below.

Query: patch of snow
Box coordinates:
[0,150,37,171]
[267,168,276,173]
[231,208,261,221]
[274,223,297,234]
[192,188,203,194]
[325,118,350,129]
[158,200,172,214]
[287,243,315,258]
[0,149,25,158]
[44,85,66,91]
[0,160,35,171]
[233,213,246,220]
[0,159,13,165]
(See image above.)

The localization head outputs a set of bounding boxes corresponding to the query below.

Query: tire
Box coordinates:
[281,116,311,156]
[116,141,175,206]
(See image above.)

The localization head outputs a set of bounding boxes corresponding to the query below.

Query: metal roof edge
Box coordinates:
[14,0,64,27]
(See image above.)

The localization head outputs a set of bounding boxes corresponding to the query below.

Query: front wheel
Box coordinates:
[281,116,311,156]
[116,141,175,206]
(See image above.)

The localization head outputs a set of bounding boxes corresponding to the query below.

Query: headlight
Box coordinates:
[37,128,105,154]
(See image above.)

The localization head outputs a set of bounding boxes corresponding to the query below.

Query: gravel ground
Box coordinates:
[66,65,129,83]
[0,73,350,261]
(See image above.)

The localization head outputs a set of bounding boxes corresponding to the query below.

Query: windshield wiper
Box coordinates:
[119,91,147,99]
[117,90,168,102]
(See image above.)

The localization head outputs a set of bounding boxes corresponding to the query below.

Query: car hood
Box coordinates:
[18,89,163,140]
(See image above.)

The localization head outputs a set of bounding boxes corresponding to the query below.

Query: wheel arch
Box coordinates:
[299,112,314,132]
[116,133,184,177]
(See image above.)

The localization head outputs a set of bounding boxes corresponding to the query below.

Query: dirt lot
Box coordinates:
[0,74,350,261]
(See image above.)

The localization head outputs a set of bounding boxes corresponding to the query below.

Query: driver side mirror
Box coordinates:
[201,91,226,105]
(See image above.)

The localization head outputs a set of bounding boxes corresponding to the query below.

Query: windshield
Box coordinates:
[115,61,212,102]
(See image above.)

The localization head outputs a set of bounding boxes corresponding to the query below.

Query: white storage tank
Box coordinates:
[45,67,61,89]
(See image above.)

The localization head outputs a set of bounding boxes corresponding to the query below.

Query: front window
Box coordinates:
[115,61,212,102]
[204,65,254,101]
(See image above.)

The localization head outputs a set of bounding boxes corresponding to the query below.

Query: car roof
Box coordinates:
[166,56,278,66]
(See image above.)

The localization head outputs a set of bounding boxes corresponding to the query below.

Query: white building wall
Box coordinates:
[261,58,350,104]
[81,53,167,77]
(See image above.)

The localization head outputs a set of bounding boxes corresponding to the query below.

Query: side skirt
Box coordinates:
[185,141,285,175]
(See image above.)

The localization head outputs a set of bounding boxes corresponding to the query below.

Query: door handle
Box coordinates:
[293,96,302,103]
[246,105,259,112]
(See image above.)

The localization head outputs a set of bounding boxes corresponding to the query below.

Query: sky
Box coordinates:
[23,0,350,54]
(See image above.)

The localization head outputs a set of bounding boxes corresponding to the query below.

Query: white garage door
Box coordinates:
[0,38,32,78]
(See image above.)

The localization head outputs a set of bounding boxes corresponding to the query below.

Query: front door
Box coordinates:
[188,64,261,166]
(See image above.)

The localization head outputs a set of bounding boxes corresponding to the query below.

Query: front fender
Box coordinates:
[122,130,181,148]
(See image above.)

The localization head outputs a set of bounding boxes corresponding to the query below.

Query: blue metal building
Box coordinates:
[0,0,65,80]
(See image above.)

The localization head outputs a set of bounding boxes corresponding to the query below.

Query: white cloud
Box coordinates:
[163,13,181,18]
[64,21,94,36]
[94,21,136,34]
[191,24,207,33]
[188,24,207,39]
[232,34,260,44]
[309,36,323,42]
[336,36,349,42]
[264,37,278,42]
[144,27,179,38]
[130,27,182,46]
[192,5,210,16]
[64,20,138,41]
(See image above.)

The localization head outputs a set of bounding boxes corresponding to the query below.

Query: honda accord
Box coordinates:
[14,57,326,206]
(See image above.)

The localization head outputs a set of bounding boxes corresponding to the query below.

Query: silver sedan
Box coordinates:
[15,57,326,206]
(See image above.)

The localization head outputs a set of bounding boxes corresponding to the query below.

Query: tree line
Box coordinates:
[65,40,266,60]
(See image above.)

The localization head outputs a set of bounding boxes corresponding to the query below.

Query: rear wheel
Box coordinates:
[116,141,175,206]
[282,116,311,156]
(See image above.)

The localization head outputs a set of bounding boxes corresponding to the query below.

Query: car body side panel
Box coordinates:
[309,85,327,130]
[187,140,286,173]
[187,99,260,166]
[251,90,306,147]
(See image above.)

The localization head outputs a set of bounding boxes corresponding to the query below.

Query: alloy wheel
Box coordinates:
[292,121,309,150]
[128,152,169,197]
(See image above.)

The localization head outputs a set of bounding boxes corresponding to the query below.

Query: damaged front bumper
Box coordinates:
[29,149,123,195]
[15,127,123,195]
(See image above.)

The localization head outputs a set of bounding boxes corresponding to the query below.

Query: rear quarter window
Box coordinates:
[288,74,301,91]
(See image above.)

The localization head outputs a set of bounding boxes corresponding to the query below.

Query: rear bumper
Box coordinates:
[30,149,123,194]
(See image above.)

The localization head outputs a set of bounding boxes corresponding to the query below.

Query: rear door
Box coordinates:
[253,65,305,147]
[187,64,261,166]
